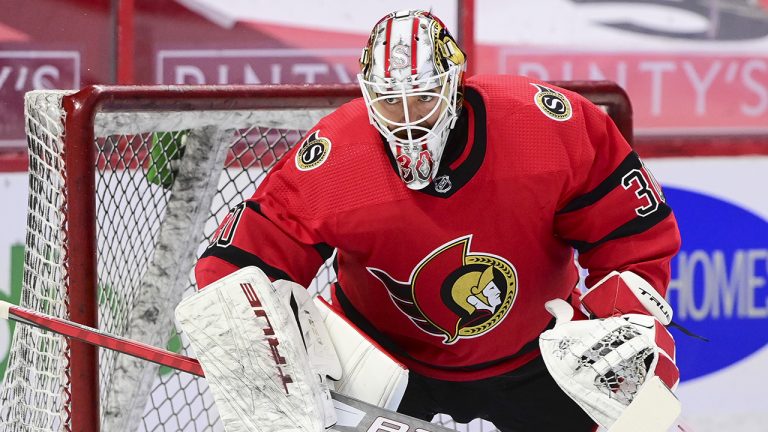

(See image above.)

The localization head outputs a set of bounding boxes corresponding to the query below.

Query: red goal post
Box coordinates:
[1,82,632,432]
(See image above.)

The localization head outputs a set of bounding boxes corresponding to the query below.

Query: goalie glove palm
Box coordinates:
[578,270,679,391]
[538,299,678,430]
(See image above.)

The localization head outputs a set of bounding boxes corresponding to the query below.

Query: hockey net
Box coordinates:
[0,83,632,432]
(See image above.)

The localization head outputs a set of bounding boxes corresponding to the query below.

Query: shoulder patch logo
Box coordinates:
[531,83,572,121]
[295,131,332,171]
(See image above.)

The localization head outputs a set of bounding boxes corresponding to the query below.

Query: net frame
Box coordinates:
[3,82,632,432]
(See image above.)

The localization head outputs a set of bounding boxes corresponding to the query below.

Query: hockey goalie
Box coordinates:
[193,8,683,432]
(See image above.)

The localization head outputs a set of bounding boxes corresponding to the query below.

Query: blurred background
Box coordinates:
[0,1,767,431]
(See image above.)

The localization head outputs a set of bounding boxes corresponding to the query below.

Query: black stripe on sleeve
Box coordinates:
[200,245,293,282]
[245,200,263,214]
[564,204,672,253]
[557,151,642,214]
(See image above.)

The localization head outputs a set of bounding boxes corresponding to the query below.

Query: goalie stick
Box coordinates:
[0,300,451,432]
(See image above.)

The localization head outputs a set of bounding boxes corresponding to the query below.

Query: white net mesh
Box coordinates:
[1,89,337,432]
[0,91,73,431]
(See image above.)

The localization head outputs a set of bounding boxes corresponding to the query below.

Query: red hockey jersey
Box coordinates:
[195,75,681,381]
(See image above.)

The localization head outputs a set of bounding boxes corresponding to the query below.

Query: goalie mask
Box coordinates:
[358,9,466,190]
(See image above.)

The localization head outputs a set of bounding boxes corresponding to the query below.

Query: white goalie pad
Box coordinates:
[313,297,409,412]
[273,280,343,381]
[176,267,336,432]
[539,299,681,431]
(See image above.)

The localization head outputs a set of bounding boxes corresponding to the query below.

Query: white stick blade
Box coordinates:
[608,376,682,432]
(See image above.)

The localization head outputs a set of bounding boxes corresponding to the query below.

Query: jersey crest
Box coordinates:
[531,83,572,121]
[368,235,518,344]
[295,131,332,171]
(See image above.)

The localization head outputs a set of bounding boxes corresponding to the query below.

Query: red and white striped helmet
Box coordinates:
[358,10,466,190]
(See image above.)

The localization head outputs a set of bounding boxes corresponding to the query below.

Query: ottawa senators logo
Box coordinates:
[295,131,331,171]
[532,83,572,121]
[368,235,517,344]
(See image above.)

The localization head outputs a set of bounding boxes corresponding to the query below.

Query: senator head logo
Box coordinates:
[295,131,331,171]
[368,236,517,344]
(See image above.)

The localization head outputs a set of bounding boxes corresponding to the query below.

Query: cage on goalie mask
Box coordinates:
[358,9,466,190]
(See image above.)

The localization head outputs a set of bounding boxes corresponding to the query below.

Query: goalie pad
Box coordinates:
[314,297,409,411]
[176,267,336,432]
[273,280,342,381]
[539,299,679,430]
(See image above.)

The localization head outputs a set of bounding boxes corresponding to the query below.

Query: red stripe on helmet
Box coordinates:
[411,16,419,76]
[384,18,393,78]
[374,12,393,27]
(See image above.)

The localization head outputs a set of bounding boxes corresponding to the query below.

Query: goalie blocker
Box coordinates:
[175,267,408,432]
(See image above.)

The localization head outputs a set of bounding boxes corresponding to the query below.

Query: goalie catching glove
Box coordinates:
[538,271,679,430]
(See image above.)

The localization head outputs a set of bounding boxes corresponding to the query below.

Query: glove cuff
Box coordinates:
[580,271,673,325]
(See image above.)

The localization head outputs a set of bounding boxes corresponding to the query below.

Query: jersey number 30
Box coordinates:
[621,168,665,217]
[209,202,246,248]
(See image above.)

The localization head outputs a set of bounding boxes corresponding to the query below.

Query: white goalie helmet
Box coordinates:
[358,9,467,190]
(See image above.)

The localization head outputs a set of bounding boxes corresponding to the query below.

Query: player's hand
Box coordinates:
[539,299,679,429]
[578,270,678,390]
